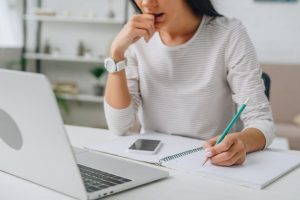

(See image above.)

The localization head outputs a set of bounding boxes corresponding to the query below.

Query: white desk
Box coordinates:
[0,125,299,200]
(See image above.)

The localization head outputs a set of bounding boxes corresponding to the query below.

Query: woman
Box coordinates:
[104,0,275,166]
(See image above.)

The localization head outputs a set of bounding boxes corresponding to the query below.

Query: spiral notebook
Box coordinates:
[85,132,300,189]
[85,132,204,165]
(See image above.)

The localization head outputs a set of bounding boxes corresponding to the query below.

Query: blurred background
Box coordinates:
[0,0,299,149]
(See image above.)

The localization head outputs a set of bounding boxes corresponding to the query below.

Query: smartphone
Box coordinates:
[129,0,142,14]
[128,139,162,154]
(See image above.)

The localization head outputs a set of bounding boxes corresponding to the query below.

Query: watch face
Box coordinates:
[105,58,116,73]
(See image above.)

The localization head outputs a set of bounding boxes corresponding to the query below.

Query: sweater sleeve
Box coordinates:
[225,21,276,148]
[104,47,142,136]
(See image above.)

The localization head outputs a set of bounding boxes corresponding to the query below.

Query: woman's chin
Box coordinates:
[154,22,164,31]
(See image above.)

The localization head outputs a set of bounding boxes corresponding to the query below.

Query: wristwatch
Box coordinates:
[104,57,126,73]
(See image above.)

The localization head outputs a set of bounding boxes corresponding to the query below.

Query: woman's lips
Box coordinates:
[153,13,164,23]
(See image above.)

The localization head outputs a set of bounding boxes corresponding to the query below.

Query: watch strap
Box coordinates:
[116,60,126,72]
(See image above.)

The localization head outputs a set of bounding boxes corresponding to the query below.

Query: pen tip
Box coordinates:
[202,158,209,167]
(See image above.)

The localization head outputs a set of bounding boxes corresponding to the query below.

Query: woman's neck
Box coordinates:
[159,14,202,46]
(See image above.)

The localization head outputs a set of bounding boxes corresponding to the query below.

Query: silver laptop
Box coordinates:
[0,69,168,200]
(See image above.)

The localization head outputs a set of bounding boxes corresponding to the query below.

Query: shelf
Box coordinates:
[24,15,124,25]
[59,94,104,103]
[25,53,104,64]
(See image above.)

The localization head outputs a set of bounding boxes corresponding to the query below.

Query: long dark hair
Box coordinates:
[130,0,222,17]
[186,0,222,17]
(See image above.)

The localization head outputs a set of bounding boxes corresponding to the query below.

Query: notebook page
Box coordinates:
[85,132,204,164]
[163,149,300,189]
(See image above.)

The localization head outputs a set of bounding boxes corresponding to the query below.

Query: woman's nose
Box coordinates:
[141,0,157,8]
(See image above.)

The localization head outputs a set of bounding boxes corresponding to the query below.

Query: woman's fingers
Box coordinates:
[210,141,240,164]
[110,14,155,58]
[131,22,155,40]
[203,133,247,166]
[203,136,218,149]
[133,13,155,23]
[213,149,246,166]
[235,155,246,165]
[210,136,246,166]
[128,19,155,41]
[129,14,155,34]
[132,29,151,42]
[208,135,237,156]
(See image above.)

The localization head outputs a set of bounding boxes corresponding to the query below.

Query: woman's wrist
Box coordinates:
[238,128,266,153]
[237,132,250,153]
[110,48,125,62]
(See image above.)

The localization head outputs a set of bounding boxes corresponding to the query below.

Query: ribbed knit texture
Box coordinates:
[104,15,275,147]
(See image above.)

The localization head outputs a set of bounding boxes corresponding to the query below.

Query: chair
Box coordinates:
[262,72,271,100]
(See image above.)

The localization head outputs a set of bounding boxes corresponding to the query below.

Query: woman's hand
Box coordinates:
[203,132,247,166]
[110,14,155,61]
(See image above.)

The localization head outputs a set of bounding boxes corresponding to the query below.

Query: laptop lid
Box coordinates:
[0,69,87,200]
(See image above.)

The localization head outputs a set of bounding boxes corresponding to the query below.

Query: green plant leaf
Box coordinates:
[90,66,106,79]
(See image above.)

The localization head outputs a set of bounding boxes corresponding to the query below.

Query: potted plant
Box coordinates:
[90,66,106,96]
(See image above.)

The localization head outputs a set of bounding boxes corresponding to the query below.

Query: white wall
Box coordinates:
[213,0,300,64]
[23,0,127,128]
[0,0,23,48]
[0,48,21,69]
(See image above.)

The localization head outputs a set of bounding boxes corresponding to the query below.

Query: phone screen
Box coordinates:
[130,0,142,14]
[129,139,161,151]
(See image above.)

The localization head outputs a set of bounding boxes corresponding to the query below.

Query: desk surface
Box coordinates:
[0,125,299,200]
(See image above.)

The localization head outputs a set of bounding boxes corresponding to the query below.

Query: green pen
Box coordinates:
[202,98,249,166]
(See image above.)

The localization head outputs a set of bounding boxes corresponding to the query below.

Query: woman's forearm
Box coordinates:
[105,70,131,109]
[105,13,155,110]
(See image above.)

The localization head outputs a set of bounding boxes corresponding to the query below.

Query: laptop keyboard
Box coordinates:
[78,164,132,193]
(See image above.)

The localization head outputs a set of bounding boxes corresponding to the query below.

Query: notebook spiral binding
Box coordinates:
[158,147,203,166]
